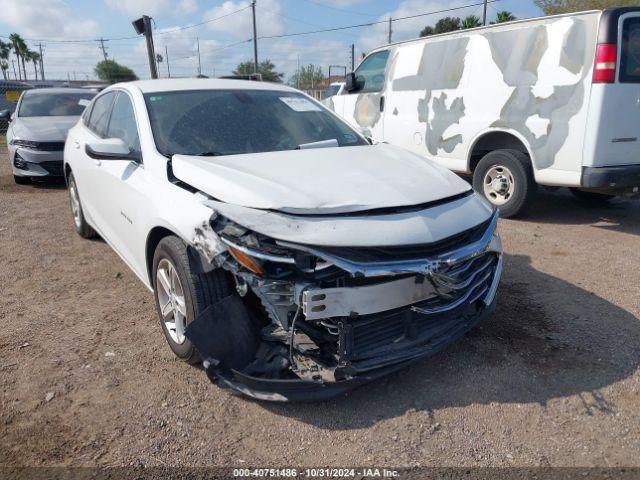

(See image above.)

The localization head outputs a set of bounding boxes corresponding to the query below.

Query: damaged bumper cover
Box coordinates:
[187,205,502,402]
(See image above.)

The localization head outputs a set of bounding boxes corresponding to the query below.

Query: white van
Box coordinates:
[327,8,640,217]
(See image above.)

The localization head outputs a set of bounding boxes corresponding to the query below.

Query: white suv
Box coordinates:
[64,79,502,401]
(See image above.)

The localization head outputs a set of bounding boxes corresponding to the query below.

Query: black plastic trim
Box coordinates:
[582,164,640,190]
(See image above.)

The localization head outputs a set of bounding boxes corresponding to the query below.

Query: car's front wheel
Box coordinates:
[67,172,96,238]
[152,236,231,364]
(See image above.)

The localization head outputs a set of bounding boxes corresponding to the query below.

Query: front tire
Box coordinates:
[67,172,96,238]
[152,236,231,364]
[473,149,537,218]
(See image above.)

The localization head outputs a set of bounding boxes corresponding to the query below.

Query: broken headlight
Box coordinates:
[212,216,331,278]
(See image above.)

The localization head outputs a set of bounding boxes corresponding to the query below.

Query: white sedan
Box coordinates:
[64,79,502,401]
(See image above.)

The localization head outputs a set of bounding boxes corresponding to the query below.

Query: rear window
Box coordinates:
[620,16,640,83]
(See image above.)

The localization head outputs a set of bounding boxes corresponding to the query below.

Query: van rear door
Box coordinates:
[584,8,640,170]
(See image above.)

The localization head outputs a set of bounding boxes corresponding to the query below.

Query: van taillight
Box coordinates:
[593,43,617,83]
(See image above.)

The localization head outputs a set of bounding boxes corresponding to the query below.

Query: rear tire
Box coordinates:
[67,172,96,239]
[152,236,231,364]
[13,175,30,185]
[569,188,615,204]
[473,149,537,218]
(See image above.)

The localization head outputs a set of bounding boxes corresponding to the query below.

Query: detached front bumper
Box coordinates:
[188,209,503,402]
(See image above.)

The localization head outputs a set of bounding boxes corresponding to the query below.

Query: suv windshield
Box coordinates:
[18,92,95,117]
[144,89,367,157]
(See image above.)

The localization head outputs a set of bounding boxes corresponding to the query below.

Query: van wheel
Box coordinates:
[569,188,615,204]
[473,149,537,218]
[152,236,231,364]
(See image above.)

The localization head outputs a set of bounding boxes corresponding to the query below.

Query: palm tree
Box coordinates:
[18,43,29,80]
[0,40,11,80]
[461,15,482,29]
[494,11,517,23]
[25,50,40,81]
[8,33,24,80]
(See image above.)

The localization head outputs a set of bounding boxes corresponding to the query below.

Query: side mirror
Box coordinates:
[0,109,11,120]
[345,72,359,93]
[85,138,136,161]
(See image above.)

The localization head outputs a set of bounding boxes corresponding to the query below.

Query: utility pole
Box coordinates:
[165,45,170,78]
[296,55,300,89]
[133,15,158,79]
[251,0,258,74]
[196,37,202,76]
[98,38,108,61]
[482,0,488,25]
[351,44,355,71]
[36,42,45,80]
[388,17,393,44]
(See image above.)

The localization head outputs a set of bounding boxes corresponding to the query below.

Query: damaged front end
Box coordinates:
[186,206,502,402]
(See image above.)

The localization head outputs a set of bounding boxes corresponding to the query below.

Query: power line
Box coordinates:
[298,0,380,18]
[257,1,501,40]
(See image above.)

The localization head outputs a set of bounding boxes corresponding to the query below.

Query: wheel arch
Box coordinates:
[145,226,180,286]
[467,129,535,173]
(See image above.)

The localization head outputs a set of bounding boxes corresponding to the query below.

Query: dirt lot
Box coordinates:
[0,149,639,468]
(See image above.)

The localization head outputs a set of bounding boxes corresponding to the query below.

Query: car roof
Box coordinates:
[22,87,94,96]
[122,78,298,94]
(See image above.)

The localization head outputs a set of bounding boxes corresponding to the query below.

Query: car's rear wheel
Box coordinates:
[473,149,537,218]
[13,175,30,185]
[67,172,96,238]
[569,188,616,204]
[152,236,231,364]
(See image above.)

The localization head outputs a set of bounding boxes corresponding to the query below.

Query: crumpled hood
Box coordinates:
[11,116,79,141]
[172,144,471,214]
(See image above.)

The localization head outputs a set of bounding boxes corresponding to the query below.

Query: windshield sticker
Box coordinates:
[279,97,322,112]
[78,99,91,107]
[149,96,163,102]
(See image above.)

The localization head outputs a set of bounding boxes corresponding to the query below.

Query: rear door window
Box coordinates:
[620,16,640,83]
[88,92,116,137]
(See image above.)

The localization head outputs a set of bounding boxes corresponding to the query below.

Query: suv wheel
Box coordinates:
[152,236,231,364]
[473,149,537,218]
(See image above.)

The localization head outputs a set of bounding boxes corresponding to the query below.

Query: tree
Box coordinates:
[26,50,40,81]
[493,11,517,23]
[9,33,26,81]
[535,0,638,15]
[461,15,482,29]
[233,59,283,83]
[420,16,461,37]
[0,40,11,80]
[289,63,324,89]
[94,59,138,83]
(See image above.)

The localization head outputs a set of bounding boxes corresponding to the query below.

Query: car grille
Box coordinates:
[40,161,64,176]
[37,141,65,151]
[317,218,492,262]
[336,252,500,371]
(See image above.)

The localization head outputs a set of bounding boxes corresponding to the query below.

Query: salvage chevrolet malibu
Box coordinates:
[64,79,502,401]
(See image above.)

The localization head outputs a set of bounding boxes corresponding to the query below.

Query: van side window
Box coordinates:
[353,50,390,93]
[107,92,141,155]
[620,17,640,83]
[88,92,116,137]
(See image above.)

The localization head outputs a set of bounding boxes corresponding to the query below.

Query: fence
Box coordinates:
[0,81,32,135]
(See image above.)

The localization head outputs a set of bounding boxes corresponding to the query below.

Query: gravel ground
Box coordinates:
[0,150,639,468]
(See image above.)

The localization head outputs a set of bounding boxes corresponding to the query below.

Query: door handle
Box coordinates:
[94,159,102,166]
[380,95,385,113]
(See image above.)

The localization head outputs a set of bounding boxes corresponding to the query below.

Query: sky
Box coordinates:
[0,0,543,82]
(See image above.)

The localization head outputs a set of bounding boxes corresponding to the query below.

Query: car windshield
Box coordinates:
[18,92,95,117]
[144,89,368,157]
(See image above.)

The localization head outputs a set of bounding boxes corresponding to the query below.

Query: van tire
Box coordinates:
[569,188,615,204]
[152,236,231,365]
[473,149,537,218]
